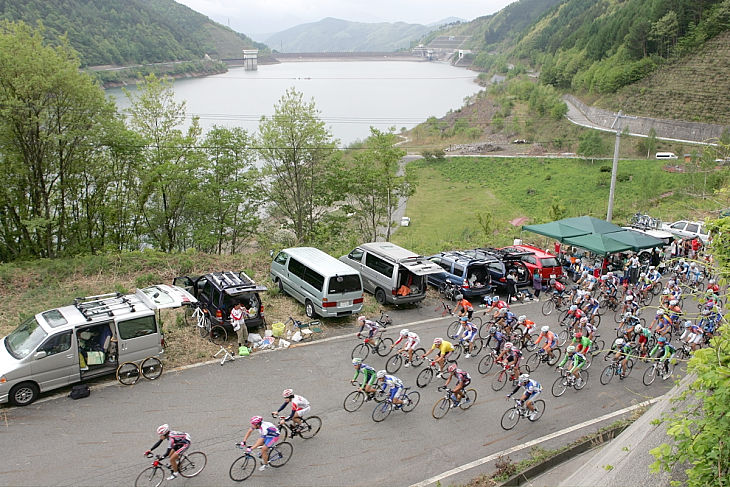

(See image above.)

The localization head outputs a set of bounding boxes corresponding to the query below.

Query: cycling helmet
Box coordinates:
[433,337,443,345]
[518,373,530,384]
[498,308,508,316]
[570,305,578,311]
[448,364,458,373]
[250,416,263,426]
[352,357,362,366]
[607,271,614,277]
[669,299,678,306]
[668,280,675,286]
[683,320,692,329]
[580,316,588,323]
[455,294,464,301]
[357,316,366,323]
[657,335,667,343]
[282,389,294,398]
[399,328,409,336]
[624,311,633,318]
[615,338,625,346]
[625,295,634,301]
[157,424,170,436]
[489,326,497,334]
[640,272,646,278]
[656,309,664,316]
[600,275,608,281]
[376,370,387,379]
[541,325,549,333]
[649,266,655,270]
[518,315,526,323]
[484,296,494,305]
[702,309,710,315]
[567,345,576,353]
[663,289,671,295]
[634,324,643,334]
[574,331,583,339]
[504,342,513,350]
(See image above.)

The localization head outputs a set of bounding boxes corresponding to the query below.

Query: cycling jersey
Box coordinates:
[508,379,542,399]
[380,374,404,401]
[572,335,592,354]
[650,342,676,361]
[358,319,381,338]
[536,330,556,346]
[353,363,378,386]
[454,369,471,385]
[393,332,420,348]
[456,298,474,318]
[558,352,586,371]
[150,431,191,458]
[431,341,455,356]
[276,394,310,420]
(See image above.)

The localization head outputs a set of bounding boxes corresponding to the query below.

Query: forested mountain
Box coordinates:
[265,17,435,52]
[0,0,264,66]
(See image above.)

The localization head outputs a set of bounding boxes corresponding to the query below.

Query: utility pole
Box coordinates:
[606,111,622,222]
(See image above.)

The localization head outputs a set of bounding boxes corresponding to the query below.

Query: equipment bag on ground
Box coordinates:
[69,384,90,400]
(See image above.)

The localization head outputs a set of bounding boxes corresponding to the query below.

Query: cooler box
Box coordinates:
[271,322,286,338]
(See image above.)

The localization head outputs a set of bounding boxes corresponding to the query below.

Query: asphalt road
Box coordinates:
[0,296,675,487]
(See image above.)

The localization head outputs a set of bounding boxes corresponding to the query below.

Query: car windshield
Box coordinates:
[540,258,559,268]
[5,315,48,360]
[328,274,361,294]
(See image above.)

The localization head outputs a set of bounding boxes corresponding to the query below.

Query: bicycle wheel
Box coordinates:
[299,416,322,439]
[542,299,555,316]
[402,391,420,412]
[600,365,614,385]
[575,370,589,390]
[197,315,210,338]
[472,316,483,328]
[470,337,485,357]
[372,401,393,422]
[178,451,207,478]
[140,357,163,380]
[135,466,163,487]
[416,368,433,388]
[500,407,520,430]
[557,329,569,347]
[590,314,601,327]
[547,348,562,366]
[432,397,450,419]
[478,322,492,339]
[460,388,477,410]
[478,354,494,375]
[643,365,657,385]
[374,388,388,403]
[446,321,461,339]
[613,309,624,324]
[279,424,291,441]
[229,455,255,482]
[525,353,541,373]
[351,343,370,360]
[528,400,546,422]
[525,333,540,352]
[385,354,402,374]
[451,344,463,361]
[269,441,293,467]
[491,370,509,391]
[410,348,427,367]
[551,376,568,397]
[591,339,605,358]
[343,390,365,412]
[376,337,394,357]
[116,362,140,385]
[623,358,635,378]
[210,325,227,345]
[557,309,569,325]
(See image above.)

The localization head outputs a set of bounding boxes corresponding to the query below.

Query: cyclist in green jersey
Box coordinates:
[351,358,378,396]
[557,345,586,385]
[649,335,677,380]
[571,331,592,356]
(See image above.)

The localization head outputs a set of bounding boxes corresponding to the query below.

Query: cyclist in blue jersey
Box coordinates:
[506,373,542,420]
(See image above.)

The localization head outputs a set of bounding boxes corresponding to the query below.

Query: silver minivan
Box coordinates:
[270,247,364,318]
[340,242,442,305]
[0,284,195,406]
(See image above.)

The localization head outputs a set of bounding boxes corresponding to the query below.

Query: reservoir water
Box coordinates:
[107,61,482,146]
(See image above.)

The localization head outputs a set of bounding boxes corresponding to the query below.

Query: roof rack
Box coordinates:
[209,271,256,294]
[476,247,534,258]
[74,293,137,321]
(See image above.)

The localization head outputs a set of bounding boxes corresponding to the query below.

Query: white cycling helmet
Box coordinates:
[357,316,366,323]
[669,299,678,306]
[580,316,588,323]
[566,345,576,353]
[668,280,675,286]
[683,320,692,329]
[376,370,387,379]
[433,337,443,345]
[282,389,294,398]
[663,289,671,295]
[570,305,578,311]
[541,325,549,333]
[157,424,170,436]
[400,328,409,336]
[518,315,526,323]
[352,357,362,366]
[504,342,513,350]
[625,295,634,301]
[518,373,530,384]
[615,338,625,346]
[634,324,643,333]
[455,294,464,301]
[655,309,664,316]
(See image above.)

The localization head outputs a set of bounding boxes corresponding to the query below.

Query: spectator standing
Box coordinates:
[628,253,640,284]
[506,270,518,303]
[532,269,542,302]
[669,239,678,259]
[230,303,249,349]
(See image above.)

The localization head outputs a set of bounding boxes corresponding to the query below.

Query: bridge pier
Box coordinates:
[242,49,258,71]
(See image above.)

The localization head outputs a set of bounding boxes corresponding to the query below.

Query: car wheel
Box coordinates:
[305,300,317,319]
[9,382,39,407]
[374,288,387,305]
[276,278,285,295]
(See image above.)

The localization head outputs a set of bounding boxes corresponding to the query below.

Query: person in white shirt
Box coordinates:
[230,303,249,348]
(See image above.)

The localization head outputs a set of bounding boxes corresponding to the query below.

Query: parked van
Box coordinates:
[0,284,195,406]
[270,247,364,318]
[655,152,678,159]
[340,242,442,305]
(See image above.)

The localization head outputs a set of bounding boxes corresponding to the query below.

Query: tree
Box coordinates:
[649,11,680,58]
[257,88,343,244]
[125,74,202,252]
[577,130,607,163]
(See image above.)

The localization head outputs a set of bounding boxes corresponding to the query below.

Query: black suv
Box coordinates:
[468,247,531,288]
[427,251,496,299]
[173,271,267,330]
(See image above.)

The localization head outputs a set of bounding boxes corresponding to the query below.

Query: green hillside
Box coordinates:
[0,0,265,66]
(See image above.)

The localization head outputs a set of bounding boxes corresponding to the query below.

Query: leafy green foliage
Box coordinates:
[578,130,609,162]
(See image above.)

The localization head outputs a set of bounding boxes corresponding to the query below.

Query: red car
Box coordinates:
[499,244,563,284]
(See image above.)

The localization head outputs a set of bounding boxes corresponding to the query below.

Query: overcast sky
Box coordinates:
[176,0,518,40]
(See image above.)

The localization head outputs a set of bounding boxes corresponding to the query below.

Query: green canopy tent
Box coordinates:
[562,233,634,256]
[520,221,588,242]
[557,216,624,235]
[603,229,665,251]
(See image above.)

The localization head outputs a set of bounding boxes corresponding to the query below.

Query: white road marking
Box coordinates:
[408,396,662,487]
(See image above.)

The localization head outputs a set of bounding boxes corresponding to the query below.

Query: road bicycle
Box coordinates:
[490,361,520,391]
[371,387,420,422]
[343,383,387,412]
[551,368,589,397]
[642,356,676,385]
[438,280,461,301]
[385,346,426,373]
[187,302,227,345]
[599,356,634,385]
[431,386,477,419]
[477,349,499,375]
[435,300,453,317]
[228,442,293,482]
[416,358,454,388]
[450,335,485,360]
[351,328,393,360]
[541,290,568,316]
[135,451,207,487]
[282,316,322,342]
[273,414,322,441]
[447,316,483,340]
[116,356,163,385]
[524,347,561,372]
[500,398,545,430]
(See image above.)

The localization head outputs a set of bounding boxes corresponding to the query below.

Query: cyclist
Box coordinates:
[582,295,600,320]
[495,342,522,378]
[453,294,474,320]
[572,330,592,356]
[633,324,652,358]
[563,305,585,328]
[622,294,640,316]
[351,358,379,396]
[557,345,587,385]
[484,296,510,319]
[606,337,633,379]
[651,309,672,339]
[706,279,720,296]
[506,373,542,420]
[454,316,479,358]
[390,328,420,366]
[680,320,703,351]
[687,263,702,286]
[647,266,662,285]
[486,325,507,353]
[649,335,677,380]
[376,370,405,408]
[495,308,518,335]
[443,363,472,407]
[422,337,454,377]
[666,299,683,327]
[356,315,382,342]
[534,325,558,360]
[240,416,280,471]
[272,389,310,431]
[145,424,191,480]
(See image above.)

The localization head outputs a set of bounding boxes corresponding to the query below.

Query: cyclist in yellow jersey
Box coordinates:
[421,337,454,377]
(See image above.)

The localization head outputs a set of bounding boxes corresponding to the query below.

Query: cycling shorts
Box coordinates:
[459,377,471,387]
[405,337,420,350]
[437,351,453,361]
[688,332,702,344]
[525,390,541,401]
[174,442,191,456]
[363,371,378,386]
[546,340,557,349]
[388,385,403,401]
[463,329,476,342]
[263,434,280,447]
[295,405,311,418]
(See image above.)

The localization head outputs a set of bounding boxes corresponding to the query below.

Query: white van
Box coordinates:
[655,152,678,159]
[0,285,195,406]
[340,242,442,305]
[270,247,364,318]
